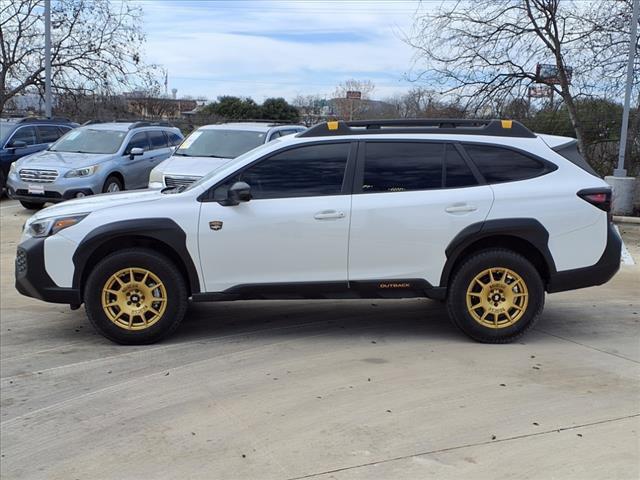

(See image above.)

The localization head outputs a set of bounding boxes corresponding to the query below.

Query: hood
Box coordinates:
[30,189,164,221]
[16,150,112,170]
[157,155,233,178]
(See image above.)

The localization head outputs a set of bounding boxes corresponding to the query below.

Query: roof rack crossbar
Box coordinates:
[298,118,535,138]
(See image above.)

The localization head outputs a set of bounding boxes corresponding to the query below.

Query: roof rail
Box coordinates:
[128,121,174,129]
[82,120,104,126]
[298,119,536,138]
[18,117,73,124]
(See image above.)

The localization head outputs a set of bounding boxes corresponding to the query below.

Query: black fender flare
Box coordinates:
[72,218,200,296]
[440,218,557,287]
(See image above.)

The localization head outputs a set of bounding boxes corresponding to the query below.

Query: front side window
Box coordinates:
[464,144,549,183]
[215,143,350,200]
[10,126,38,146]
[362,142,444,193]
[148,130,168,150]
[176,129,267,159]
[124,132,151,154]
[50,129,127,154]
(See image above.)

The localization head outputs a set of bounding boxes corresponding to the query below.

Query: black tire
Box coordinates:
[102,175,123,193]
[0,170,6,196]
[84,248,188,344]
[20,200,45,210]
[446,249,544,343]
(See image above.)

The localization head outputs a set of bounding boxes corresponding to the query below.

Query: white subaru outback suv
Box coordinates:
[15,119,621,345]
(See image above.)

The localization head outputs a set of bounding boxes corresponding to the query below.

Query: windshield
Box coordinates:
[50,129,127,154]
[175,129,266,158]
[184,141,276,192]
[0,123,17,145]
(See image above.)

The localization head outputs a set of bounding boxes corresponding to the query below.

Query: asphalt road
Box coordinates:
[1,198,639,480]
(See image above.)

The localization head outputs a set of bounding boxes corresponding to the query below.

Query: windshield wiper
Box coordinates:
[161,185,188,194]
[173,152,191,156]
[206,155,226,158]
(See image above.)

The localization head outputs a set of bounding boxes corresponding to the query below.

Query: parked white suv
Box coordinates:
[15,119,621,345]
[148,122,306,189]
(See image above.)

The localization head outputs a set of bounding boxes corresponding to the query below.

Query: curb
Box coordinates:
[613,216,640,225]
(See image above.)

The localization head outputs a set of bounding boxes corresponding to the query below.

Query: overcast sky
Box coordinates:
[135,0,427,102]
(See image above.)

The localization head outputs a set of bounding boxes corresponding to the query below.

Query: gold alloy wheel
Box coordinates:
[101,267,167,330]
[465,267,529,329]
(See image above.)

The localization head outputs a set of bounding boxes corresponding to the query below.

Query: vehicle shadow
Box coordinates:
[168,298,462,344]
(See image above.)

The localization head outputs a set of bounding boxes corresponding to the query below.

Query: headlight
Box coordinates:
[26,214,88,238]
[64,165,99,178]
[9,162,17,174]
[148,167,164,185]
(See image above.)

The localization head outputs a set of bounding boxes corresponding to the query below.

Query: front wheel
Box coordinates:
[446,249,544,343]
[20,200,45,210]
[102,175,123,193]
[84,248,188,344]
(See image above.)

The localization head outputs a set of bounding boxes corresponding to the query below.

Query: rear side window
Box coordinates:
[554,142,599,177]
[464,144,549,183]
[37,125,63,143]
[167,131,183,146]
[148,130,168,149]
[363,142,444,193]
[222,143,349,200]
[445,145,477,188]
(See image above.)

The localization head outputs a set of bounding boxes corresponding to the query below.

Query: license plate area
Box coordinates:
[27,184,45,195]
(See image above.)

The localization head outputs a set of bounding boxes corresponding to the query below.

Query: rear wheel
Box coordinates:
[20,200,45,210]
[102,175,123,193]
[446,249,544,343]
[84,248,188,344]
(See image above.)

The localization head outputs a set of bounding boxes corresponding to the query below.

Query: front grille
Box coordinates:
[164,175,200,188]
[16,248,27,274]
[19,168,59,183]
[15,189,62,199]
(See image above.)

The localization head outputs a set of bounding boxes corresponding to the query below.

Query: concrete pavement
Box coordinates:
[1,198,638,479]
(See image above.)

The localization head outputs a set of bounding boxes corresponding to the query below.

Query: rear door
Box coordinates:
[348,141,494,286]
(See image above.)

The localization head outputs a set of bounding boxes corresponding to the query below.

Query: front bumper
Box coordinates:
[7,173,98,204]
[15,237,81,304]
[547,222,622,293]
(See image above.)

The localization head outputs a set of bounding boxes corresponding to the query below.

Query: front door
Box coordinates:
[121,131,152,189]
[348,141,494,286]
[197,142,354,292]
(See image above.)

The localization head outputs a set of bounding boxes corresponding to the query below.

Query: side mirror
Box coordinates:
[129,147,144,159]
[224,181,252,206]
[8,140,27,150]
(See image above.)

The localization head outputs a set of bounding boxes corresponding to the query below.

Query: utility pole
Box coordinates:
[614,0,639,177]
[44,0,52,118]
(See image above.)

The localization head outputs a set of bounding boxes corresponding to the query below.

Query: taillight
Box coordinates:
[577,188,612,218]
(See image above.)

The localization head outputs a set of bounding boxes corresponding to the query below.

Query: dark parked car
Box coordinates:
[0,118,79,193]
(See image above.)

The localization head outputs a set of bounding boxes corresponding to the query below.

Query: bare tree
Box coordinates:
[408,0,639,156]
[332,79,375,120]
[0,0,158,114]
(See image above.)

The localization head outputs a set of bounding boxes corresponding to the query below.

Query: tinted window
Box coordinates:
[363,142,444,193]
[465,144,547,183]
[218,143,349,200]
[167,131,183,146]
[148,130,168,149]
[37,125,62,143]
[125,132,150,154]
[268,131,281,141]
[10,126,37,146]
[445,145,477,188]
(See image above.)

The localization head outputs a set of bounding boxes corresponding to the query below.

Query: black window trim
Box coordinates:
[198,140,358,203]
[353,139,485,195]
[459,141,558,184]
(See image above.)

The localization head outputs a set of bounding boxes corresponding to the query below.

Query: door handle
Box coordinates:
[445,204,477,213]
[314,210,345,220]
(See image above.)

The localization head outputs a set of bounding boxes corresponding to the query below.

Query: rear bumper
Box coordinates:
[547,222,622,293]
[15,237,81,304]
